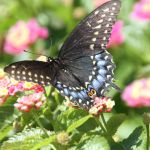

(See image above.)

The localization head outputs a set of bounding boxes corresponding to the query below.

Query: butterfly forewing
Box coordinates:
[58,0,121,60]
[4,61,57,86]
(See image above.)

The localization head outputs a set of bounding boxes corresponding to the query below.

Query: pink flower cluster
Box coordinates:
[122,78,150,107]
[89,97,115,115]
[64,96,115,115]
[0,69,45,112]
[4,19,48,55]
[107,21,124,48]
[14,92,46,112]
[131,0,150,21]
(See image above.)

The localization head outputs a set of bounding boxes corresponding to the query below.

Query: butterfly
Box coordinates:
[4,0,121,110]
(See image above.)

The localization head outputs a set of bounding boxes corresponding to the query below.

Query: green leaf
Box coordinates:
[77,135,110,150]
[1,128,51,150]
[31,135,56,150]
[120,126,143,150]
[67,115,92,133]
[0,125,12,141]
[107,114,126,136]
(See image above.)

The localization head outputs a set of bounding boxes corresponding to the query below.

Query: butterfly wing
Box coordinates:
[58,0,121,59]
[55,0,121,108]
[4,61,57,86]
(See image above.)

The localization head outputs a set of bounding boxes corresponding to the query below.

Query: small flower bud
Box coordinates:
[56,132,70,145]
[143,113,150,125]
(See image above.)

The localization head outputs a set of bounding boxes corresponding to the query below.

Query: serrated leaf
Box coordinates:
[1,128,51,150]
[77,135,110,150]
[67,115,92,133]
[107,114,126,136]
[120,126,143,150]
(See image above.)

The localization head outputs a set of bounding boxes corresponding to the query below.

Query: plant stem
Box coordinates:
[101,113,107,131]
[32,110,49,137]
[95,117,107,134]
[146,124,150,150]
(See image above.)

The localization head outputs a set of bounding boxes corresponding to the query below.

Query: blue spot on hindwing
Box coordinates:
[64,88,69,96]
[97,75,105,83]
[95,54,101,60]
[70,91,78,99]
[97,60,106,67]
[92,79,101,90]
[56,84,62,89]
[98,69,107,76]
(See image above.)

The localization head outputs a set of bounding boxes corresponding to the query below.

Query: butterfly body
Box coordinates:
[4,0,121,109]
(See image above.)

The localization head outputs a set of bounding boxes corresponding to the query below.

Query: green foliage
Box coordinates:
[107,114,126,136]
[120,126,143,150]
[77,135,110,150]
[1,128,52,150]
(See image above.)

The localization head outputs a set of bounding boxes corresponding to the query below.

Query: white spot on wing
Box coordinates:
[79,99,82,103]
[11,70,15,74]
[92,71,95,75]
[28,72,32,76]
[101,14,106,18]
[90,44,94,50]
[40,75,44,78]
[87,21,91,27]
[34,74,38,77]
[106,24,109,27]
[103,8,109,12]
[97,19,103,23]
[89,75,92,81]
[90,56,94,59]
[103,37,106,40]
[108,18,112,21]
[17,71,20,74]
[94,25,101,29]
[22,71,25,75]
[112,7,116,10]
[94,31,99,35]
[93,60,96,65]
[92,38,96,42]
[94,10,99,15]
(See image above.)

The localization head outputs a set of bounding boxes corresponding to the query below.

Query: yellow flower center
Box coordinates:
[0,88,8,96]
[131,82,143,99]
[143,0,150,12]
[23,82,34,89]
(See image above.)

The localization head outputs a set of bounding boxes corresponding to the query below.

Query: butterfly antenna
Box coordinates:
[23,50,49,58]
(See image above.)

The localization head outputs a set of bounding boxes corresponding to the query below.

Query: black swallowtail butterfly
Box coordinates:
[4,0,121,110]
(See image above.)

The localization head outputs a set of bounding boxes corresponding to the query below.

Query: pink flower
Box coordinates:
[14,92,46,112]
[4,19,48,55]
[65,96,115,115]
[131,0,150,21]
[89,97,115,115]
[107,21,124,48]
[93,0,110,7]
[122,78,150,107]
